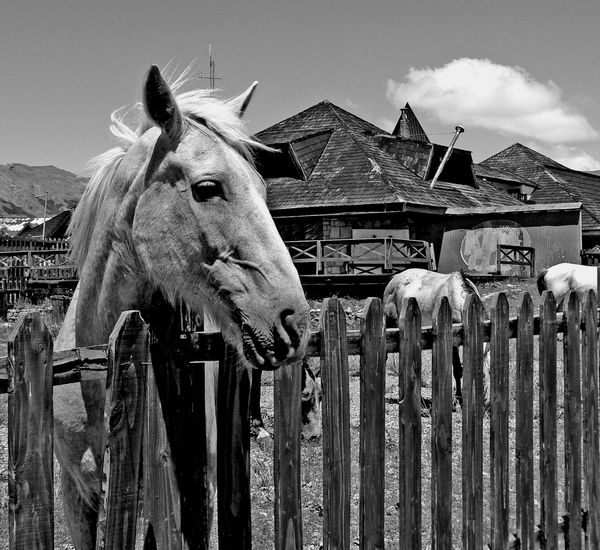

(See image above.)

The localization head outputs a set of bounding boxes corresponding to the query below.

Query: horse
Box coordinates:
[537,262,597,309]
[53,65,310,549]
[250,359,322,440]
[383,268,490,404]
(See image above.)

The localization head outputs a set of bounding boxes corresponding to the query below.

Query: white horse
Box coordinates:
[537,262,597,309]
[383,268,490,403]
[53,65,310,549]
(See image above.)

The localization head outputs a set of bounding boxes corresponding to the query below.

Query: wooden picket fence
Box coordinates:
[2,289,600,548]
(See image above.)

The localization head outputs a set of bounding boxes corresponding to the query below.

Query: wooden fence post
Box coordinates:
[95,311,150,550]
[564,292,582,549]
[146,297,211,549]
[398,297,422,550]
[217,345,252,550]
[490,292,510,548]
[461,294,484,550]
[7,311,54,550]
[582,290,600,547]
[515,292,535,549]
[431,296,453,550]
[358,298,386,550]
[274,360,303,550]
[539,291,558,548]
[321,297,351,550]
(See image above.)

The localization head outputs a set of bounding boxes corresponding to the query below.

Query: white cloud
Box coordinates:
[387,58,598,145]
[533,143,600,171]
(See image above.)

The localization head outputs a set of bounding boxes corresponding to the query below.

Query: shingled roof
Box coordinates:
[481,143,600,233]
[18,209,72,239]
[256,101,525,214]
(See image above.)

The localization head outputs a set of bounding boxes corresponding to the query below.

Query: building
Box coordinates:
[256,102,581,276]
[481,143,600,250]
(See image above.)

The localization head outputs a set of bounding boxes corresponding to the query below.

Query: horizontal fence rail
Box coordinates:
[2,289,600,548]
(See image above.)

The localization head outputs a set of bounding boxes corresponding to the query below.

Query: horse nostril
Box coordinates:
[280,308,301,350]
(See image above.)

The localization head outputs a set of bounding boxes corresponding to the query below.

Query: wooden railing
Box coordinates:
[286,237,434,274]
[0,249,76,292]
[497,244,535,276]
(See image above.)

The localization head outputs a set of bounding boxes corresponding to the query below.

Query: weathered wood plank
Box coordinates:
[95,311,149,550]
[582,290,600,548]
[7,312,54,550]
[490,292,510,548]
[274,360,303,550]
[146,297,210,549]
[461,294,484,550]
[398,297,422,550]
[515,292,535,550]
[141,362,183,550]
[321,297,351,550]
[431,296,453,550]
[217,345,252,549]
[539,291,558,549]
[358,298,386,550]
[563,292,582,549]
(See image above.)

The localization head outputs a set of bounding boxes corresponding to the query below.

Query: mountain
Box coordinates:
[0,163,86,217]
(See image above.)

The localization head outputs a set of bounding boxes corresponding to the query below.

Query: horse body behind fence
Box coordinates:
[52,65,310,550]
[383,268,490,402]
[537,262,597,309]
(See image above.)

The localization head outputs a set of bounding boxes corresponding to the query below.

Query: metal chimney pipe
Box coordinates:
[429,125,464,190]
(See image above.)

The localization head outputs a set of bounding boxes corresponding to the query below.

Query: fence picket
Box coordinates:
[358,298,386,550]
[217,345,252,549]
[490,292,510,548]
[582,290,600,547]
[142,364,183,550]
[539,291,558,548]
[564,292,582,549]
[461,294,484,550]
[95,311,149,549]
[398,297,422,549]
[274,360,303,550]
[7,312,54,550]
[431,296,453,550]
[147,299,210,550]
[321,297,351,550]
[516,292,535,549]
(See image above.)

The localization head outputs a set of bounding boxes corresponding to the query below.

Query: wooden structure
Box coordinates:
[2,287,600,548]
[287,236,434,274]
[496,243,535,276]
[0,239,76,313]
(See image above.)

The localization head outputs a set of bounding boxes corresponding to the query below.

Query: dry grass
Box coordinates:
[0,277,571,549]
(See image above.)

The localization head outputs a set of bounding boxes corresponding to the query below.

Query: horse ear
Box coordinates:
[228,81,258,118]
[144,65,183,141]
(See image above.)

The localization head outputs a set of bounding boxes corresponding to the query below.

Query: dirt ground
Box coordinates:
[0,276,554,549]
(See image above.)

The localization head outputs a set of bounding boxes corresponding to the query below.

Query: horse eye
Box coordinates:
[191,180,223,202]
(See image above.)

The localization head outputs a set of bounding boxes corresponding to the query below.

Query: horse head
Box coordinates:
[69,65,310,369]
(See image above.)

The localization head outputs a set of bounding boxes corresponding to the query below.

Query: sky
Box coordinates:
[1,0,599,175]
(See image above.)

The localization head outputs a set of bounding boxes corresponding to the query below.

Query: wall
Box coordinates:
[436,210,581,274]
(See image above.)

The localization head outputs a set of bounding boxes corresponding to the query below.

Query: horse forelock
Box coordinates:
[68,69,272,271]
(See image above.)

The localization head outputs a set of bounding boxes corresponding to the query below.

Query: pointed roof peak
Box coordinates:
[392,103,429,142]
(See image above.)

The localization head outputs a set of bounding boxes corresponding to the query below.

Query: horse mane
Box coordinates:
[68,68,270,271]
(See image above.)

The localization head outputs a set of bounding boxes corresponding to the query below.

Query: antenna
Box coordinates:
[198,43,222,92]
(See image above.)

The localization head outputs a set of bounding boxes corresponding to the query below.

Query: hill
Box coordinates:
[0,163,85,217]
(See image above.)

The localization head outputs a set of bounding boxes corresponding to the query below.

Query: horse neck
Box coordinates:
[74,161,153,347]
[75,243,152,347]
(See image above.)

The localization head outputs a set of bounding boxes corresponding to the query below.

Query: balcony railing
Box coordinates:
[286,237,434,275]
